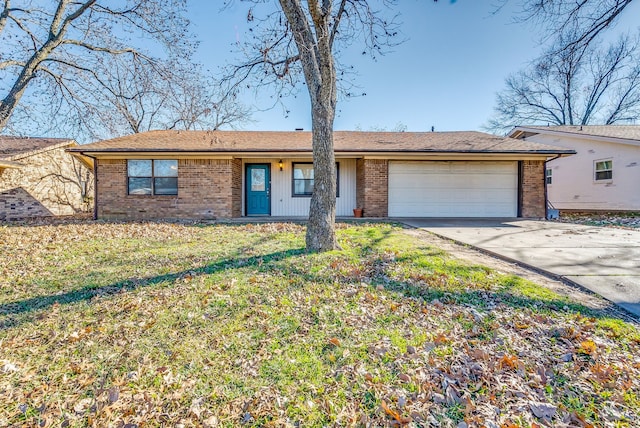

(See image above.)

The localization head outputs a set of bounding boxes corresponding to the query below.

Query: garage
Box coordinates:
[388,161,518,217]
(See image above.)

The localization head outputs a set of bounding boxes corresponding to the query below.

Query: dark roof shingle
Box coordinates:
[0,136,74,159]
[68,130,574,155]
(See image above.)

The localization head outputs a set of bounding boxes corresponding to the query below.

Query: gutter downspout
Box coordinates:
[544,155,561,220]
[81,153,99,221]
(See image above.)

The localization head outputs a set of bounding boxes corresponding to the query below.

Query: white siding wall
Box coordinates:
[241,158,357,216]
[526,134,640,210]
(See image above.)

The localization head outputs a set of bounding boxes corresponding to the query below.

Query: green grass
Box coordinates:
[0,221,638,427]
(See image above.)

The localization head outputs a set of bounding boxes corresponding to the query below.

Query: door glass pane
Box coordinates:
[251,169,265,191]
[154,160,178,177]
[128,160,152,177]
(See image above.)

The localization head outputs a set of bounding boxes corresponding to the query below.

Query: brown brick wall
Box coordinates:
[356,159,365,210]
[0,186,53,220]
[356,159,388,217]
[0,146,93,220]
[97,158,238,220]
[521,160,546,218]
[231,158,242,217]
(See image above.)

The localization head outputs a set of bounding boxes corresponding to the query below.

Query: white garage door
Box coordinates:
[388,161,518,217]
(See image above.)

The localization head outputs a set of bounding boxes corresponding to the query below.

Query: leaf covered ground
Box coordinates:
[559,212,640,230]
[1,220,639,427]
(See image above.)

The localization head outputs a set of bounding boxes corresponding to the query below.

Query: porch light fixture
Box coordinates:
[278,159,283,171]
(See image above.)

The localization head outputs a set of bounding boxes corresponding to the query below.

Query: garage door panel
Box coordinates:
[388,161,518,217]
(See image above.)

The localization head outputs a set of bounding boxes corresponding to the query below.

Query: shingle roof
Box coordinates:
[0,136,75,159]
[68,130,574,155]
[513,125,640,142]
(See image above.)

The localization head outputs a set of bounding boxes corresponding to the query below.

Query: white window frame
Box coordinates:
[594,159,613,182]
[545,168,552,185]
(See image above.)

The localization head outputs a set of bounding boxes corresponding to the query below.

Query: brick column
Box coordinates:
[97,159,127,219]
[356,159,388,217]
[231,158,242,217]
[208,159,234,219]
[356,159,365,210]
[520,160,546,218]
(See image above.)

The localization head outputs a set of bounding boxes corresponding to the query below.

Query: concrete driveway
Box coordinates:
[400,219,640,317]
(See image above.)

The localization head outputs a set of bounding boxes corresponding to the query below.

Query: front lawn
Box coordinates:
[1,221,638,427]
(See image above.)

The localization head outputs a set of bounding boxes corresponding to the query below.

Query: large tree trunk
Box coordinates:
[306,101,337,251]
[0,0,70,130]
[0,102,13,131]
[0,1,10,35]
[278,0,339,252]
[0,61,41,129]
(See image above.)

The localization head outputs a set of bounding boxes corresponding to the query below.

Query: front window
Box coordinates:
[292,162,339,197]
[127,160,178,195]
[546,168,552,185]
[594,160,612,181]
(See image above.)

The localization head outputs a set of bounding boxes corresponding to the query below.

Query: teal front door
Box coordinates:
[246,164,271,216]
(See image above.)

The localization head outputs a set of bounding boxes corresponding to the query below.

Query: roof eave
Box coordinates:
[68,148,576,158]
[0,159,23,169]
[510,126,640,146]
[5,139,77,161]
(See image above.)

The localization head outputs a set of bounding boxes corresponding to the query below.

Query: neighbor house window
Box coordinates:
[127,160,178,195]
[292,162,339,197]
[546,168,552,184]
[594,160,612,181]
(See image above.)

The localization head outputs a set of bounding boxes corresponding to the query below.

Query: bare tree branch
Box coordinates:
[0,1,9,35]
[516,0,634,52]
[61,39,139,56]
[0,60,25,70]
[0,0,195,134]
[486,32,640,134]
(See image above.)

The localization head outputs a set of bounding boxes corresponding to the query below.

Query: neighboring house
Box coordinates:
[67,130,574,220]
[0,137,94,221]
[509,126,640,211]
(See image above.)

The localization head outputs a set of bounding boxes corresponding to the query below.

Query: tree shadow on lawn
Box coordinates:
[0,247,306,330]
[0,223,284,307]
[2,231,637,331]
[262,246,639,327]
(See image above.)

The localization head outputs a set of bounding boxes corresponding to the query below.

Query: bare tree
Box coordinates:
[486,33,640,134]
[74,58,253,141]
[0,0,193,132]
[355,122,408,132]
[224,0,403,251]
[516,0,635,51]
[160,72,253,132]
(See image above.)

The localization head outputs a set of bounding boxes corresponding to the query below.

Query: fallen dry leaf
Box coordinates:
[529,401,557,420]
[328,337,341,347]
[381,400,411,425]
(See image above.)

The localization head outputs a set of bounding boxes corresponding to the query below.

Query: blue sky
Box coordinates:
[188,1,640,133]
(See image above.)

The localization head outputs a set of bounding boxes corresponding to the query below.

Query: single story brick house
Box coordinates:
[1,136,93,221]
[67,130,574,220]
[509,125,640,212]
